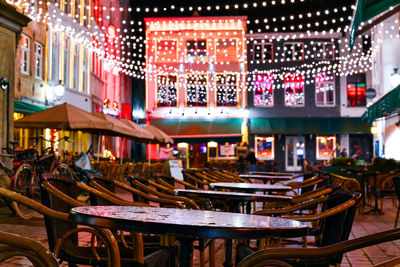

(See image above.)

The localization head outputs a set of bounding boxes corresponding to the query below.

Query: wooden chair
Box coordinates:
[39,174,172,267]
[88,174,186,209]
[0,185,121,267]
[0,231,59,267]
[236,190,361,265]
[128,175,216,267]
[128,176,200,209]
[237,227,400,267]
[392,177,400,227]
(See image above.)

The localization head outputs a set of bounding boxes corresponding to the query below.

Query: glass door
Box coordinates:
[285,136,305,172]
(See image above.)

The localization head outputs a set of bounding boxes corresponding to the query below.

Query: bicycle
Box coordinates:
[0,141,34,219]
[11,136,73,219]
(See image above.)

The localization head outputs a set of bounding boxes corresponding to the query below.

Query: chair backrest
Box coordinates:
[392,177,400,202]
[0,231,59,267]
[39,174,82,252]
[318,190,361,264]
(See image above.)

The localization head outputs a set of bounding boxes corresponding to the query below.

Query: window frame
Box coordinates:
[253,73,274,107]
[20,34,30,75]
[347,83,366,107]
[284,73,305,107]
[51,31,60,81]
[215,73,238,107]
[34,42,43,80]
[314,41,335,60]
[316,136,336,160]
[315,73,335,107]
[253,41,273,61]
[283,42,304,61]
[255,136,275,160]
[156,74,178,107]
[185,39,208,63]
[63,36,70,87]
[186,74,208,107]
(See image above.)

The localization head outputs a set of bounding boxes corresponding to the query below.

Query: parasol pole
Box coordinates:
[120,137,123,164]
[97,134,101,163]
[148,142,151,165]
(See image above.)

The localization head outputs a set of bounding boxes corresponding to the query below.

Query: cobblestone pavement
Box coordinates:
[1,196,400,266]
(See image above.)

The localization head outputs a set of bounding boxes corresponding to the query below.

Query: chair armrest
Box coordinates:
[0,231,59,267]
[237,228,400,267]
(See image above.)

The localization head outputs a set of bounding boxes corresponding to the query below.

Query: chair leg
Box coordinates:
[394,208,400,228]
[209,240,215,267]
[200,250,205,267]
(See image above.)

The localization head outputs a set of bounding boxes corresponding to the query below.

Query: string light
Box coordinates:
[6,0,399,81]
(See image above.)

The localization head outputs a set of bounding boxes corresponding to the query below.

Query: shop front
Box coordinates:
[249,117,371,172]
[149,118,244,168]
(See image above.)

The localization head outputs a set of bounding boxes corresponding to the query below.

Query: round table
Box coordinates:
[70,206,308,267]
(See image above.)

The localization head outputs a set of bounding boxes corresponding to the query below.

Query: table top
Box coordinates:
[174,189,292,202]
[240,174,294,180]
[250,172,297,176]
[70,206,308,239]
[210,182,292,192]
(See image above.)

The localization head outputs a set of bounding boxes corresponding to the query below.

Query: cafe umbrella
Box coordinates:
[143,124,174,164]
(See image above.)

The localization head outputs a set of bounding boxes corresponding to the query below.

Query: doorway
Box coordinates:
[285,136,305,172]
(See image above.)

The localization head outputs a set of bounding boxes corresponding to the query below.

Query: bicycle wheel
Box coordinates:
[11,163,35,220]
[51,163,74,180]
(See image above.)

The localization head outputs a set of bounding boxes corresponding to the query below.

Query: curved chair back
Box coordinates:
[0,231,59,267]
[392,177,400,227]
[39,175,83,252]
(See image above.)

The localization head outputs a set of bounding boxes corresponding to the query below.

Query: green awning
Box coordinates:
[363,84,400,124]
[249,117,370,135]
[150,118,243,138]
[350,0,400,49]
[14,100,47,114]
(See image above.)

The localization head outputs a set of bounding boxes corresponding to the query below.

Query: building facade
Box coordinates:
[245,32,371,172]
[0,0,30,162]
[8,0,130,159]
[145,16,248,168]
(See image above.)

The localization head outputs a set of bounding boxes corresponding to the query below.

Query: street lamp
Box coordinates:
[46,80,65,106]
[390,68,400,88]
[54,81,65,97]
[1,77,10,148]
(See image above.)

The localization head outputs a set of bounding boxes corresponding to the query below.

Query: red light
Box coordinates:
[13,161,22,167]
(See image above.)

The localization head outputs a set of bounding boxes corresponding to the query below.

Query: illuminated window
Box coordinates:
[216,74,237,107]
[316,136,336,160]
[219,143,237,158]
[83,48,88,93]
[51,31,59,81]
[254,73,274,106]
[74,0,81,21]
[73,43,79,90]
[157,75,177,107]
[216,39,237,62]
[186,74,207,107]
[91,0,103,28]
[84,0,90,26]
[255,136,275,160]
[186,39,207,63]
[315,73,335,106]
[314,42,334,60]
[284,42,304,61]
[284,73,304,106]
[63,36,70,87]
[34,42,43,80]
[253,42,273,61]
[156,40,177,63]
[20,34,30,75]
[62,0,71,14]
[347,83,366,107]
